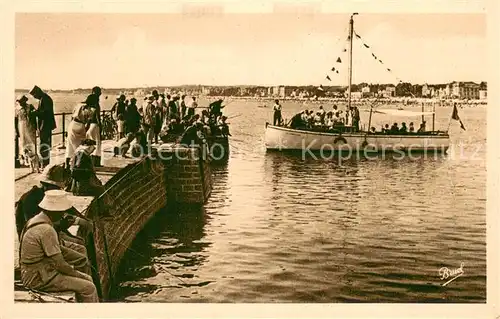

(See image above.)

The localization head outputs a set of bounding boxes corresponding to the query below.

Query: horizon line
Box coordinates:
[15,80,487,92]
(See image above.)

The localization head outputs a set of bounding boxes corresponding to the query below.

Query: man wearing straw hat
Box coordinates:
[16,164,91,268]
[19,190,99,302]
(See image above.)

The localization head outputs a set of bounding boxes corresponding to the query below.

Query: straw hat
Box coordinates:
[39,190,73,212]
[38,164,67,188]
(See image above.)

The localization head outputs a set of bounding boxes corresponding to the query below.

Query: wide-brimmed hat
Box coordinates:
[16,95,28,103]
[117,94,126,101]
[38,164,67,188]
[39,190,73,212]
[29,85,42,96]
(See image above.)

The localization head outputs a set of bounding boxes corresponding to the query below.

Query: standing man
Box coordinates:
[30,85,56,167]
[273,99,282,126]
[19,189,99,303]
[352,106,360,131]
[87,86,103,167]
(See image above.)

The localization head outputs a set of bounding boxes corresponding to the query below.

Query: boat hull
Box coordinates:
[265,124,449,153]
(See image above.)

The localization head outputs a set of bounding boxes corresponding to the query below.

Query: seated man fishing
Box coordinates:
[19,190,99,303]
[16,164,92,261]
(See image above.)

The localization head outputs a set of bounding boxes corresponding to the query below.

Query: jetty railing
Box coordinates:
[16,110,115,153]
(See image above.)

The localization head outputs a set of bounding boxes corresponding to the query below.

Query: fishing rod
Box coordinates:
[14,282,74,303]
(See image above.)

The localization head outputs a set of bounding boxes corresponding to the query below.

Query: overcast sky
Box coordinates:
[15,11,486,89]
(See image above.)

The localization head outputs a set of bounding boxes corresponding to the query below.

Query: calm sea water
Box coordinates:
[46,94,487,302]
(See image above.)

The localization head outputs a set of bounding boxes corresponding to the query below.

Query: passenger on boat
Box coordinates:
[352,106,360,131]
[400,122,408,134]
[370,127,376,133]
[409,122,415,133]
[307,111,315,127]
[19,190,99,303]
[301,110,308,122]
[325,112,334,128]
[313,112,323,126]
[318,106,326,122]
[417,121,426,133]
[273,99,282,126]
[289,112,305,129]
[390,123,399,134]
[382,124,390,133]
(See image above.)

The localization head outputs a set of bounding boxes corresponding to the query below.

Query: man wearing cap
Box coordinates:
[30,85,56,167]
[15,163,91,262]
[19,190,99,303]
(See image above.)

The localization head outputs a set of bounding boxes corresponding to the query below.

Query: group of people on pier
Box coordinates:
[15,86,232,302]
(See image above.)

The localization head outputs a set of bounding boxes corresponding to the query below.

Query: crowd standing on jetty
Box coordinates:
[14,85,231,302]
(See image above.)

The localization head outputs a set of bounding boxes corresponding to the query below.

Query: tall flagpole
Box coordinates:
[347,13,357,112]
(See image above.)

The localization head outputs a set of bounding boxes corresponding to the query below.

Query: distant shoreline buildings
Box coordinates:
[16,81,487,100]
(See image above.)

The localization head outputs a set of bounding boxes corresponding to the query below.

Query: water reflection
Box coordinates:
[115,204,210,299]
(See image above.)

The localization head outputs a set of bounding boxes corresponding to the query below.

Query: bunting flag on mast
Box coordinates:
[331,67,335,71]
[372,53,377,59]
[336,70,339,74]
[326,75,331,81]
[452,104,466,130]
[355,33,361,39]
[387,68,391,72]
[343,48,347,52]
[363,43,370,48]
[336,57,342,63]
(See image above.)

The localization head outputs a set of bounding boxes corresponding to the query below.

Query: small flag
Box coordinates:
[331,67,335,71]
[343,48,347,52]
[355,33,361,39]
[336,70,339,74]
[326,75,331,81]
[336,57,342,63]
[372,53,377,59]
[387,68,391,72]
[379,59,383,64]
[363,43,370,48]
[451,104,466,130]
[347,36,350,41]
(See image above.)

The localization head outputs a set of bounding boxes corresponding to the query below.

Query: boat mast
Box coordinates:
[347,13,358,111]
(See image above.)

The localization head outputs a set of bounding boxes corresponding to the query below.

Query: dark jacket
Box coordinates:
[35,93,56,132]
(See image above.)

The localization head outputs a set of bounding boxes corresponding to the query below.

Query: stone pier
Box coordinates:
[14,141,214,302]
